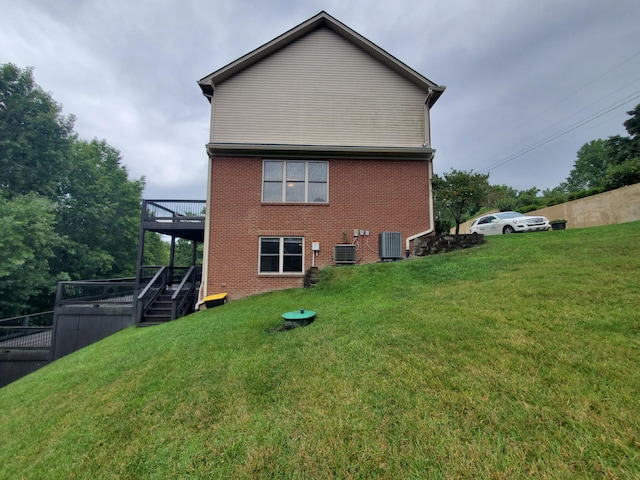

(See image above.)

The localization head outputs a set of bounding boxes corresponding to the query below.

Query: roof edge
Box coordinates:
[205,143,436,161]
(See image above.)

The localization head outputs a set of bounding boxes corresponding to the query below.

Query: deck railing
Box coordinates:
[0,311,54,350]
[143,200,206,223]
[55,278,137,305]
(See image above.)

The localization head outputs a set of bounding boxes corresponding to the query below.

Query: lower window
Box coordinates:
[259,237,303,274]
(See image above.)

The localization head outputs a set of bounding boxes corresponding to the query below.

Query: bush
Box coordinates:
[604,158,640,190]
[434,218,453,235]
[520,204,539,213]
[568,187,604,201]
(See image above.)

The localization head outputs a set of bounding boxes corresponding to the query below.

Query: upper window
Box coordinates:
[262,160,328,203]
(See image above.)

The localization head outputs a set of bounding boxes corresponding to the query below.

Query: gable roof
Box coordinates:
[198,11,445,108]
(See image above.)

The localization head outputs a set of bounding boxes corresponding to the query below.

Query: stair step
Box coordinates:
[143,315,171,322]
[152,302,172,308]
[137,321,167,327]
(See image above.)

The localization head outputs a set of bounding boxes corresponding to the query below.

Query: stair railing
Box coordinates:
[170,265,201,320]
[135,267,169,323]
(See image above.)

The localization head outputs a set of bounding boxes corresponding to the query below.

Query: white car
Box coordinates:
[470,211,551,235]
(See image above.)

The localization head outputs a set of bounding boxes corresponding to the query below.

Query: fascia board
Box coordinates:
[205,143,436,161]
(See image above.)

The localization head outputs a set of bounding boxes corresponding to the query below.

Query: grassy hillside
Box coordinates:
[1,223,639,479]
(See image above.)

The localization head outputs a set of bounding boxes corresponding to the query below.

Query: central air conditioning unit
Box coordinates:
[334,244,356,264]
[379,232,403,260]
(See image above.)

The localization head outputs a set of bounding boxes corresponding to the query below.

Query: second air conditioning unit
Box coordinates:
[379,232,403,260]
[334,244,356,264]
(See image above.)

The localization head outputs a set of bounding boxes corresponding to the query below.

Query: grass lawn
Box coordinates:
[1,222,639,479]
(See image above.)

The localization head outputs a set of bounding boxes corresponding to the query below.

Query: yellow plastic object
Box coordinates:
[204,293,227,308]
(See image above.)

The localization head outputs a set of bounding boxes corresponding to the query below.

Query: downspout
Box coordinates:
[405,158,435,257]
[405,88,436,258]
[196,83,214,310]
[196,154,213,310]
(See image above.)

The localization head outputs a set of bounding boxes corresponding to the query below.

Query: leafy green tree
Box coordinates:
[173,238,203,267]
[0,64,145,314]
[604,157,640,190]
[486,184,519,211]
[605,135,636,167]
[565,139,609,192]
[563,105,640,197]
[143,233,170,266]
[0,194,65,317]
[0,64,74,199]
[432,169,490,235]
[541,186,567,206]
[52,139,144,280]
[602,105,640,189]
[623,104,640,137]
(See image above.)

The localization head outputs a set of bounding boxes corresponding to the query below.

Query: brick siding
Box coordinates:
[207,156,432,299]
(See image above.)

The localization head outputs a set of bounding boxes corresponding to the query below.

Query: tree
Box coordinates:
[486,184,519,212]
[565,139,609,192]
[173,238,203,267]
[602,105,640,189]
[604,157,640,190]
[52,139,144,280]
[0,64,145,314]
[623,104,640,137]
[541,186,567,206]
[562,104,640,196]
[0,64,74,199]
[0,194,65,317]
[143,233,170,266]
[604,135,636,168]
[432,169,490,235]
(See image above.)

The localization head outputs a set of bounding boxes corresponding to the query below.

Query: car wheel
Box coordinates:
[503,225,515,234]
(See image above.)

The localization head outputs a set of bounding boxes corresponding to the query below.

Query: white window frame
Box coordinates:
[262,160,328,203]
[258,237,305,275]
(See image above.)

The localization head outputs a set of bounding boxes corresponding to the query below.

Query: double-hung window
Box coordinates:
[262,160,328,203]
[259,237,304,274]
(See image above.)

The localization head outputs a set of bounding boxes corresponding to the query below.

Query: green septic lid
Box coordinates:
[282,308,316,320]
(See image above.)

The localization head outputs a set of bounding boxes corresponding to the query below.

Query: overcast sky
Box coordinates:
[2,0,639,199]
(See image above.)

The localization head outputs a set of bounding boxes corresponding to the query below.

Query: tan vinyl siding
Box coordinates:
[212,27,429,148]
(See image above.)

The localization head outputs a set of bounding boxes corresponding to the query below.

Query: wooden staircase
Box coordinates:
[139,289,174,325]
[136,266,201,327]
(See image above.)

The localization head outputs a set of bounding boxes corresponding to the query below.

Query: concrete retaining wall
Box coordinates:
[454,183,640,234]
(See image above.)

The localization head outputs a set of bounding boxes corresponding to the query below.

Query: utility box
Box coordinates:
[379,232,402,260]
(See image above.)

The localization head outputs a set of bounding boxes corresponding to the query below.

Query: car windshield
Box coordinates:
[495,212,523,219]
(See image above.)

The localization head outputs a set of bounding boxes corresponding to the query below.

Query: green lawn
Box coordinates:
[1,223,639,479]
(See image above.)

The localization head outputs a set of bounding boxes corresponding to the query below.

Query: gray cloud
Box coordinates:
[2,0,639,198]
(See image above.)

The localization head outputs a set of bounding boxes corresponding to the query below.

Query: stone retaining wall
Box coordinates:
[414,233,485,256]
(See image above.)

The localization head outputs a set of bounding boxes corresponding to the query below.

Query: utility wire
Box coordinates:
[509,50,640,133]
[473,49,640,174]
[478,90,640,174]
[527,74,640,143]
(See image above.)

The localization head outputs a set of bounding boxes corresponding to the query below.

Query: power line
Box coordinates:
[510,49,640,132]
[478,90,640,174]
[477,50,640,152]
